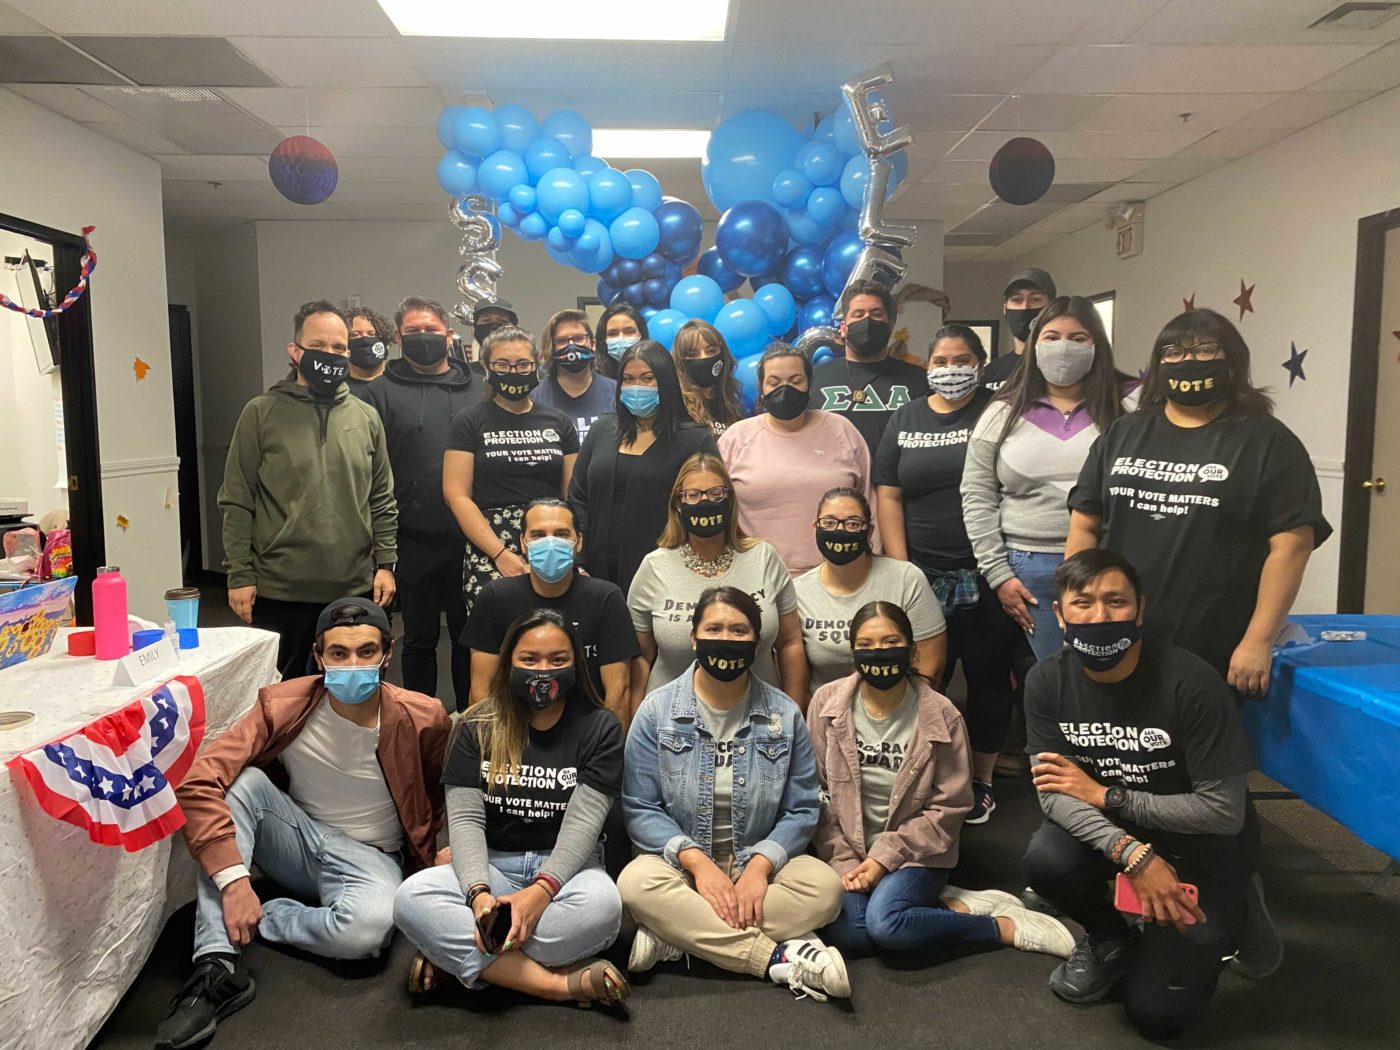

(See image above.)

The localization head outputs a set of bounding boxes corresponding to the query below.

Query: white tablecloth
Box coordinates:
[0,627,280,1050]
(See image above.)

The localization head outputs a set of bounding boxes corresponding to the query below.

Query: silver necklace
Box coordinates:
[680,543,734,578]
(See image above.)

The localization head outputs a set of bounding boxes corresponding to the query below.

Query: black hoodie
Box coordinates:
[359,357,480,541]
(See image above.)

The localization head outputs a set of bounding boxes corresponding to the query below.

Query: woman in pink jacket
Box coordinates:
[806,600,1074,959]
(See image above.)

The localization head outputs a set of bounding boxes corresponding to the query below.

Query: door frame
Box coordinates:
[1339,206,1400,612]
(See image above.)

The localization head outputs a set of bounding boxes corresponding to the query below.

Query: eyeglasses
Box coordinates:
[679,486,730,505]
[488,359,539,375]
[551,335,593,351]
[1160,342,1223,363]
[815,516,868,533]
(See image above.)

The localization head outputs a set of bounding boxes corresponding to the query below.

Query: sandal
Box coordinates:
[564,958,630,1013]
[408,953,436,996]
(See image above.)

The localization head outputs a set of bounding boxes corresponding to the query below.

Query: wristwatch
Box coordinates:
[1104,785,1127,811]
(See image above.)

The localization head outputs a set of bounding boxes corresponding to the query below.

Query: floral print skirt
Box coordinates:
[461,503,526,616]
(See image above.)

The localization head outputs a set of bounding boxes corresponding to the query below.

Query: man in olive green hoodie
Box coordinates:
[219,299,399,678]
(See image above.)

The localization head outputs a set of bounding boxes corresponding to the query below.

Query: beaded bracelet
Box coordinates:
[1124,843,1156,877]
[1109,834,1136,866]
[466,883,491,906]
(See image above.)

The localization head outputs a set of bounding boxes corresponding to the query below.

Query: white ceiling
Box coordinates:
[4,0,1400,259]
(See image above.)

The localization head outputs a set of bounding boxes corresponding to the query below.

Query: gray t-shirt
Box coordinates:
[852,684,919,849]
[629,542,797,693]
[697,691,749,871]
[795,557,946,690]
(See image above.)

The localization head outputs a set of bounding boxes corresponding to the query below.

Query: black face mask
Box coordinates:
[844,317,892,357]
[296,346,349,398]
[1005,307,1039,343]
[489,370,539,401]
[853,646,910,690]
[401,331,448,367]
[762,383,808,421]
[683,498,730,538]
[1161,359,1229,407]
[816,527,868,566]
[475,321,506,345]
[510,665,575,711]
[348,336,387,371]
[1063,619,1141,672]
[554,345,594,375]
[694,638,756,682]
[684,355,724,389]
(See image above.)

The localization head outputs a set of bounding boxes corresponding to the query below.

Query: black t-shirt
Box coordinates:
[446,400,580,510]
[461,573,641,697]
[809,355,929,455]
[980,351,1022,393]
[1025,644,1258,868]
[1070,407,1331,675]
[875,389,993,570]
[442,695,623,853]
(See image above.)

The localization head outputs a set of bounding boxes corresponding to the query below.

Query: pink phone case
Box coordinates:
[1115,873,1199,924]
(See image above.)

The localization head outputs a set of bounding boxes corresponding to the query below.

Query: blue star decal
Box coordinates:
[1282,342,1307,386]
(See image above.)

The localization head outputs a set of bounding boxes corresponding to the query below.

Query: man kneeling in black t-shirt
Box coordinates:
[1023,549,1278,1039]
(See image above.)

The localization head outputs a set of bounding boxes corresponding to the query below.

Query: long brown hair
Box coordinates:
[1139,308,1273,417]
[672,320,744,428]
[657,453,759,552]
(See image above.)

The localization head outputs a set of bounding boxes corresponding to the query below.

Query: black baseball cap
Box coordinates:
[475,299,517,324]
[315,597,390,640]
[1002,268,1057,301]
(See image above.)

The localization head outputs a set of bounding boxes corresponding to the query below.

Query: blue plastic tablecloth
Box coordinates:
[1240,614,1400,860]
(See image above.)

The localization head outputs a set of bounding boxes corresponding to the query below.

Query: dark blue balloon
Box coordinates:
[596,277,615,302]
[653,198,704,263]
[641,253,669,280]
[822,231,865,298]
[781,245,827,301]
[799,293,837,332]
[664,261,683,284]
[616,259,643,286]
[622,281,646,305]
[696,246,745,293]
[642,277,671,306]
[640,305,660,322]
[602,260,624,287]
[715,200,789,277]
[748,270,781,294]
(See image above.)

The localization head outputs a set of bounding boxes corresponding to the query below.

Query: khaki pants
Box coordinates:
[618,853,843,977]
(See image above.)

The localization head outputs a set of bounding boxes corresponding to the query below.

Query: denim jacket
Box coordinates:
[623,665,820,874]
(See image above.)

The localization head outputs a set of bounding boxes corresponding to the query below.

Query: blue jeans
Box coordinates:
[1007,548,1065,661]
[193,768,404,962]
[393,847,621,989]
[822,866,998,955]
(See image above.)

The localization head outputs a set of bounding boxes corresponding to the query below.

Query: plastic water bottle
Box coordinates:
[93,566,130,660]
[164,618,181,660]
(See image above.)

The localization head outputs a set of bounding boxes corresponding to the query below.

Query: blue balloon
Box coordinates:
[813,114,836,144]
[715,299,770,359]
[648,308,689,351]
[703,109,806,212]
[625,169,663,212]
[641,253,669,280]
[771,168,812,209]
[509,183,537,213]
[782,245,827,300]
[436,151,478,196]
[735,355,762,412]
[587,168,633,223]
[477,150,527,202]
[715,200,788,277]
[540,109,592,159]
[696,246,745,293]
[807,185,845,226]
[557,208,587,238]
[784,208,830,247]
[641,306,660,322]
[623,281,646,305]
[596,276,615,302]
[610,206,661,260]
[833,102,861,157]
[569,218,614,273]
[812,346,837,366]
[601,285,626,306]
[653,199,704,263]
[798,141,843,187]
[573,154,606,178]
[748,270,781,294]
[437,105,465,149]
[800,293,837,332]
[525,136,571,182]
[616,259,643,285]
[752,283,797,337]
[494,103,539,155]
[452,106,501,158]
[839,154,868,209]
[497,201,521,228]
[822,230,865,297]
[546,241,573,267]
[642,277,671,307]
[671,274,726,321]
[535,167,589,223]
[547,225,577,252]
[518,211,549,241]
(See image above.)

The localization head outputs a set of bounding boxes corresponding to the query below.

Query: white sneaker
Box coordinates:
[628,926,683,973]
[941,885,1022,917]
[768,939,850,1002]
[1006,906,1077,958]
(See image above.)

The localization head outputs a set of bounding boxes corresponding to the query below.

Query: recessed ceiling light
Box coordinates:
[376,0,730,40]
[593,129,710,158]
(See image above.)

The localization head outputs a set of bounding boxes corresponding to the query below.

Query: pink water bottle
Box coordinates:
[93,566,130,660]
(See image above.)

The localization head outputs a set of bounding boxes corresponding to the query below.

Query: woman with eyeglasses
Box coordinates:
[568,340,717,596]
[672,319,746,436]
[627,453,807,711]
[796,487,946,692]
[961,296,1138,663]
[1066,308,1330,695]
[532,307,617,442]
[595,303,649,380]
[719,343,874,577]
[444,326,579,622]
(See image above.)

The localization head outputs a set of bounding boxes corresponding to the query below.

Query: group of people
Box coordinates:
[174,264,1328,1048]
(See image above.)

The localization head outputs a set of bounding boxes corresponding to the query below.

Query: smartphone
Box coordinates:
[477,901,513,953]
[1115,873,1199,924]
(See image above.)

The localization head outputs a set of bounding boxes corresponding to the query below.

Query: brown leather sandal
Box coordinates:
[564,958,630,1013]
[408,952,436,995]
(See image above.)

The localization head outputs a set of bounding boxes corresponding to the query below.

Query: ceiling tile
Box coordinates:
[1018,44,1377,94]
[278,124,442,158]
[1083,180,1180,203]
[977,93,1113,132]
[318,180,445,205]
[1172,126,1293,158]
[0,34,126,83]
[1070,0,1171,44]
[896,94,1004,133]
[333,156,438,181]
[1304,41,1400,92]
[727,44,1054,97]
[947,128,1205,160]
[510,89,723,128]
[82,87,282,153]
[83,119,188,154]
[956,200,1070,234]
[162,179,284,203]
[1127,0,1400,46]
[1072,92,1286,131]
[406,37,727,93]
[152,153,271,179]
[1127,155,1233,181]
[894,182,1000,205]
[1024,202,1109,234]
[6,0,396,36]
[1229,90,1378,128]
[0,0,46,32]
[943,244,991,258]
[231,36,428,88]
[733,0,1110,45]
[66,36,278,87]
[5,82,127,120]
[221,87,452,128]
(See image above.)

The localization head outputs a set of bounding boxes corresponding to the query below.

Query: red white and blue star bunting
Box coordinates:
[0,225,98,318]
[6,675,206,852]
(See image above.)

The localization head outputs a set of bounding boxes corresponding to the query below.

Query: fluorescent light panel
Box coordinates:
[593,128,709,158]
[377,1,730,40]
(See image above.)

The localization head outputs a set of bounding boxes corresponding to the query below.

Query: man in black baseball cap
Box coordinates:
[983,267,1058,392]
[472,298,518,349]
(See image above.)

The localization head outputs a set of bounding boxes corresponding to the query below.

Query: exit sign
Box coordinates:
[1115,220,1144,259]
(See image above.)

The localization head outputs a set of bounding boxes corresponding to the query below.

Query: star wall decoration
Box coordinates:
[1233,280,1255,321]
[1282,342,1307,386]
[1183,293,1196,313]
[1393,330,1399,362]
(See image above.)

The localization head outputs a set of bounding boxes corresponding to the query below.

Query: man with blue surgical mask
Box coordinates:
[157,598,451,1050]
[463,498,639,728]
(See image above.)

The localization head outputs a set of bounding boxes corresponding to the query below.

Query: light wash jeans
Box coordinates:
[192,767,404,963]
[1007,548,1065,661]
[393,847,621,989]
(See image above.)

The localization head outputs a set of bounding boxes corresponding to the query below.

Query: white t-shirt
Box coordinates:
[697,692,749,871]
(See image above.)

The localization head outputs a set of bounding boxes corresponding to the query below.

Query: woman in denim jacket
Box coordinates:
[619,586,850,1003]
[807,600,1074,960]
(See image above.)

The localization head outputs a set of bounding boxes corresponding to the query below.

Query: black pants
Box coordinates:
[941,577,1024,754]
[251,597,325,681]
[397,535,469,710]
[1024,821,1248,1039]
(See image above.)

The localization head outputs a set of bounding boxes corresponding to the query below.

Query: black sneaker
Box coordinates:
[1020,886,1066,918]
[964,780,996,825]
[1231,872,1284,980]
[1048,935,1132,1004]
[154,956,255,1049]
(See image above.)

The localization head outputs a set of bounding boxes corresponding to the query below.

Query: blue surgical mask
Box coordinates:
[323,665,381,704]
[619,384,660,417]
[606,335,640,360]
[526,536,575,583]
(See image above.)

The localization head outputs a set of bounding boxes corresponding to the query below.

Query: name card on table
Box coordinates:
[111,638,177,688]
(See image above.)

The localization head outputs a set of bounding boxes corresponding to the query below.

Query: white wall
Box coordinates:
[1008,85,1400,615]
[0,88,181,619]
[943,260,1020,360]
[894,220,946,362]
